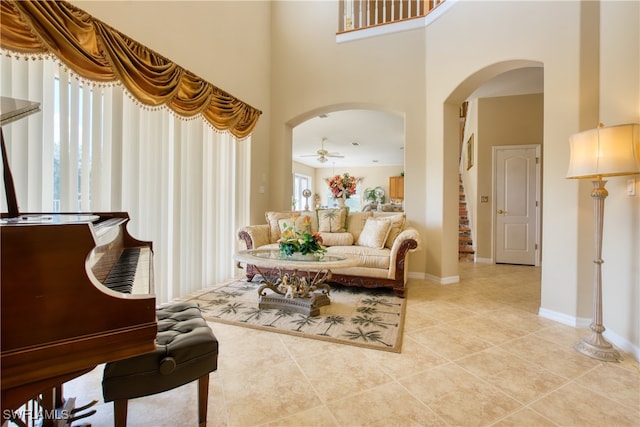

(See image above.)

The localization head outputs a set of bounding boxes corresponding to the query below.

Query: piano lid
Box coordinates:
[0,97,41,126]
[0,213,100,225]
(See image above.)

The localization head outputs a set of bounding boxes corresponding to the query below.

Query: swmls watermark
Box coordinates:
[2,408,71,422]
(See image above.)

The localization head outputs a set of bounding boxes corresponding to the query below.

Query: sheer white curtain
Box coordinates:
[1,55,251,303]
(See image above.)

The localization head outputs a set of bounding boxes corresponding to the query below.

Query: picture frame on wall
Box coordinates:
[466,134,474,170]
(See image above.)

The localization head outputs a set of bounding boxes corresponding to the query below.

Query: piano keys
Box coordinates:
[0,212,157,415]
[102,247,143,293]
[88,216,153,295]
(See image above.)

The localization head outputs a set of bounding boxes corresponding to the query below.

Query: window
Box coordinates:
[293,173,312,210]
[1,55,251,303]
[52,76,93,212]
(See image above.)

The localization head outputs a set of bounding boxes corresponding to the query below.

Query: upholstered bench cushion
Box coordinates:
[102,302,218,402]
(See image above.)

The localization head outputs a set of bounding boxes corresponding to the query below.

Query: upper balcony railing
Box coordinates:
[338,0,446,34]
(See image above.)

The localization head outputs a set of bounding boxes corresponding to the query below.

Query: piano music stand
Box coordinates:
[1,124,23,219]
[1,97,41,219]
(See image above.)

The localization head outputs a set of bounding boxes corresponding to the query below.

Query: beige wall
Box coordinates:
[70,0,640,354]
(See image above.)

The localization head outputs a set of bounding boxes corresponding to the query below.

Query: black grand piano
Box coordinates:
[1,97,157,425]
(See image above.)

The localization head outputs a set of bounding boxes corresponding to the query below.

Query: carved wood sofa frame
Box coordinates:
[238,230,418,298]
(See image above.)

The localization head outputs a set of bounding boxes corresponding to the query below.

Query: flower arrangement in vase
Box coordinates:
[277,215,326,259]
[328,173,357,206]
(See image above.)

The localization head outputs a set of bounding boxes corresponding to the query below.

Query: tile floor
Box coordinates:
[64,263,640,426]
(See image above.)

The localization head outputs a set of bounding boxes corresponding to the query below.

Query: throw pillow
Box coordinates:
[318,232,354,246]
[266,211,317,242]
[374,212,406,248]
[317,208,348,233]
[301,211,319,232]
[278,215,312,236]
[356,217,392,249]
[347,211,373,242]
[265,211,295,242]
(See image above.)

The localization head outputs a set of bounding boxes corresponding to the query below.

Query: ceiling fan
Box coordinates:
[301,137,344,163]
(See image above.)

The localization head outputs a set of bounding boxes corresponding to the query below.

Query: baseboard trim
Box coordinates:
[605,329,640,362]
[408,272,460,285]
[538,307,581,327]
[539,307,639,362]
[424,273,459,285]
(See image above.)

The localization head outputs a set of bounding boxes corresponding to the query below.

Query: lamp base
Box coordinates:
[574,331,622,362]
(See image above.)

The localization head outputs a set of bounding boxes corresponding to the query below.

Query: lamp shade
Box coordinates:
[567,123,640,179]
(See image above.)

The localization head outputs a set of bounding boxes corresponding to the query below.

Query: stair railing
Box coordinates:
[338,0,447,33]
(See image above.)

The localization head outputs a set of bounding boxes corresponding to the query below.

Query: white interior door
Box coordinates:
[494,145,540,265]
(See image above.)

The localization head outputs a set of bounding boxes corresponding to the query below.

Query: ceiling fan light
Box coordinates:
[318,156,328,163]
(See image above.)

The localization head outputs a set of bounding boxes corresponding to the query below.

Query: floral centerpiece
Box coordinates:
[328,173,358,200]
[278,216,327,258]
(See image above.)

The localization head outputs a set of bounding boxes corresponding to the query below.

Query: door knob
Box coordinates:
[497,209,506,214]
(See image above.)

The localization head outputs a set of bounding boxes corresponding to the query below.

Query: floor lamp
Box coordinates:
[566,123,640,362]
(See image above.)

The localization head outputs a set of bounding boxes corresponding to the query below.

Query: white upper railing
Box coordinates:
[338,0,447,33]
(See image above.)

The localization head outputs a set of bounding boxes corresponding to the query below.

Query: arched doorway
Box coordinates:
[444,62,543,277]
[288,105,405,212]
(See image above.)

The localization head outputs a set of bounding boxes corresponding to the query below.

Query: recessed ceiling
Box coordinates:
[292,67,543,169]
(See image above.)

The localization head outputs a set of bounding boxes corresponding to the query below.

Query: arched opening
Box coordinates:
[443,60,543,286]
[288,105,405,213]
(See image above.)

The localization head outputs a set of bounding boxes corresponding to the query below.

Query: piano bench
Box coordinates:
[101,302,218,427]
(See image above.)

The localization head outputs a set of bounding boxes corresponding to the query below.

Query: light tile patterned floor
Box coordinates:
[65,263,640,426]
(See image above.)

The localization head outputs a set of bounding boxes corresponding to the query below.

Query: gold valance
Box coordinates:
[0,0,261,138]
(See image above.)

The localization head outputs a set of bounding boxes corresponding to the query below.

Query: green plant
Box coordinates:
[278,216,327,256]
[363,186,385,203]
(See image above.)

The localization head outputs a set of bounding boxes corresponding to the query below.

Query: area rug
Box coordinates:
[183,277,406,353]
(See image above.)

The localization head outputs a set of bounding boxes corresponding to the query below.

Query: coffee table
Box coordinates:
[233,249,359,316]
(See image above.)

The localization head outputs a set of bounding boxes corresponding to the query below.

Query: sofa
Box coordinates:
[237,208,421,297]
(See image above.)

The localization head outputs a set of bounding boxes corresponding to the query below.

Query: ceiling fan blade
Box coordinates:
[299,137,343,162]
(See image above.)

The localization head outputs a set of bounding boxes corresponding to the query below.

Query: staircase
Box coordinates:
[458,177,475,262]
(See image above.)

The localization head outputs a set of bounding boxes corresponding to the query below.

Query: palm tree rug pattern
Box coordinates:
[181,277,406,353]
